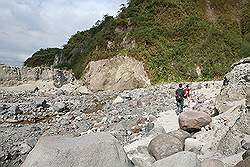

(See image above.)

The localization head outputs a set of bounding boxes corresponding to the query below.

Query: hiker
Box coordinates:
[176,83,184,114]
[184,84,192,107]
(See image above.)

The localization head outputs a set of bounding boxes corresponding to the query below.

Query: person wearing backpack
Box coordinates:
[176,83,184,114]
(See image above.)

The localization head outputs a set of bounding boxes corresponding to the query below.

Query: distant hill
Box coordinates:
[24,0,250,83]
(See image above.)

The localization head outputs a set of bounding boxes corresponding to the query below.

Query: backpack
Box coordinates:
[176,88,184,101]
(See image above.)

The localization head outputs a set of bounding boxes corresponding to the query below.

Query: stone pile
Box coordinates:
[0,80,222,167]
[0,57,249,167]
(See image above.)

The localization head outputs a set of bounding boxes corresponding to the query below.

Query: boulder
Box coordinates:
[242,150,250,160]
[168,129,191,142]
[151,151,201,167]
[148,125,166,136]
[132,157,154,167]
[201,159,225,167]
[234,159,250,167]
[216,57,250,113]
[185,138,204,154]
[21,132,132,167]
[148,132,184,160]
[178,111,212,132]
[84,56,150,92]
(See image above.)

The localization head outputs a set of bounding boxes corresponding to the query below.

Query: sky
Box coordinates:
[0,0,127,66]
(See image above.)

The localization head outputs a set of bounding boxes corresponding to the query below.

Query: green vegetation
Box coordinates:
[24,48,61,67]
[25,0,250,83]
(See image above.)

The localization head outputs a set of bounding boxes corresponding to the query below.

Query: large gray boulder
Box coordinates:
[178,111,212,132]
[148,130,189,160]
[151,151,201,167]
[167,129,191,142]
[216,57,250,113]
[191,59,249,159]
[234,159,250,167]
[21,132,133,167]
[84,56,150,92]
[201,159,225,167]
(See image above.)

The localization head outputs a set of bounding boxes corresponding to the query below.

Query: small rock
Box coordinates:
[242,142,250,150]
[147,114,157,122]
[18,142,32,155]
[30,126,41,132]
[36,99,50,108]
[55,89,65,96]
[77,86,90,94]
[112,96,124,104]
[53,102,66,112]
[145,122,154,133]
[14,106,23,115]
[101,117,108,123]
[136,116,146,124]
[197,84,202,89]
[131,125,142,134]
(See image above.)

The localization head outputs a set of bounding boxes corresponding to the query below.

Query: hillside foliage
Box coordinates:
[24,0,250,83]
[24,48,61,67]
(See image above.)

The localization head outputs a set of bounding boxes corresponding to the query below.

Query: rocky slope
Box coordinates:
[0,58,249,167]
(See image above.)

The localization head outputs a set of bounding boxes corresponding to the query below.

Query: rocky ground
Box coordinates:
[0,79,222,166]
[0,58,249,167]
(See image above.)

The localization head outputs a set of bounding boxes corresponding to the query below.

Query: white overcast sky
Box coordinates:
[0,0,127,66]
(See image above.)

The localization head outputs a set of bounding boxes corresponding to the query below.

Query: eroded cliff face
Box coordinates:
[84,56,151,92]
[0,65,74,88]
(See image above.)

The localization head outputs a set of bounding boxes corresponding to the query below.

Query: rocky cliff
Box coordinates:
[84,56,150,92]
[0,65,74,88]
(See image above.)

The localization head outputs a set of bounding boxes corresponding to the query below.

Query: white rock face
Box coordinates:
[0,65,74,87]
[21,132,132,167]
[84,56,150,92]
[151,151,201,167]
